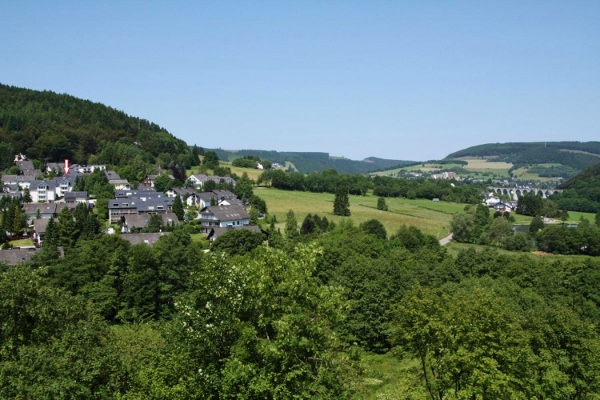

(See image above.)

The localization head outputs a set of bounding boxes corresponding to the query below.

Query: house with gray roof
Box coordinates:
[108,193,174,223]
[0,248,41,266]
[22,203,60,221]
[199,204,250,232]
[188,174,236,189]
[64,191,88,203]
[32,218,56,245]
[207,225,261,242]
[105,170,121,180]
[121,213,179,233]
[1,175,37,188]
[120,232,171,246]
[29,180,57,203]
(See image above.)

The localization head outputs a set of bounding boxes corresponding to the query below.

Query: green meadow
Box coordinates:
[256,188,457,238]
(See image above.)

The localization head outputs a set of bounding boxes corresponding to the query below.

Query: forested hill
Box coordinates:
[0,83,196,173]
[551,161,600,213]
[445,141,600,170]
[207,148,413,174]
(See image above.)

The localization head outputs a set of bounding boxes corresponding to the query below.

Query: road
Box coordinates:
[439,233,453,246]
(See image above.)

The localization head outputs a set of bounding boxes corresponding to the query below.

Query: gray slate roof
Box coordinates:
[208,225,261,241]
[202,204,250,222]
[0,248,41,266]
[120,232,171,246]
[22,203,60,216]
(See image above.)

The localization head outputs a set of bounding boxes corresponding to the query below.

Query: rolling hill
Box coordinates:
[551,161,600,213]
[446,142,600,172]
[205,148,414,174]
[0,83,195,173]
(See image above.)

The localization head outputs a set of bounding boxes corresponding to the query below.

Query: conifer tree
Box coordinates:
[22,187,32,203]
[333,185,351,216]
[13,206,23,234]
[44,217,59,247]
[172,195,184,221]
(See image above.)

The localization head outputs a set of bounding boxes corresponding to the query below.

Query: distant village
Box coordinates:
[1,155,258,265]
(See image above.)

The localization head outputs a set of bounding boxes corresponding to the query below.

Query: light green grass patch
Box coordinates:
[567,211,597,224]
[9,238,35,247]
[188,161,264,181]
[258,188,460,237]
[357,353,426,399]
[373,162,464,176]
[189,233,208,243]
[461,158,514,170]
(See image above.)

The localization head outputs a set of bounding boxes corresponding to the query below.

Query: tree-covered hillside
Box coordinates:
[207,148,414,174]
[446,142,600,171]
[551,161,600,212]
[0,83,196,174]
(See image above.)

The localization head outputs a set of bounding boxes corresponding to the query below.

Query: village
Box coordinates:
[0,155,260,265]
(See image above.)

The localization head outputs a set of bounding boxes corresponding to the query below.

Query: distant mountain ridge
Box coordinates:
[205,148,413,174]
[445,141,600,171]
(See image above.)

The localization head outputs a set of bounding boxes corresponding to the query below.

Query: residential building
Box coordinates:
[199,204,250,232]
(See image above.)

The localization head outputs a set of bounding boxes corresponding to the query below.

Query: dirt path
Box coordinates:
[439,233,453,246]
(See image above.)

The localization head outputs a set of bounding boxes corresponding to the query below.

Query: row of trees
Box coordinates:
[257,168,485,203]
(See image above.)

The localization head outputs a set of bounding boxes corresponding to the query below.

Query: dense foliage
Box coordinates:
[0,83,198,180]
[258,169,485,203]
[3,206,600,397]
[552,161,600,213]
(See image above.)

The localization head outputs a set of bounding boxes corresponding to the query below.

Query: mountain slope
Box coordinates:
[0,83,194,171]
[551,161,600,212]
[445,142,600,171]
[207,148,413,174]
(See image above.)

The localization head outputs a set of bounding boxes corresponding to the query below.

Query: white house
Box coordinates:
[30,181,57,203]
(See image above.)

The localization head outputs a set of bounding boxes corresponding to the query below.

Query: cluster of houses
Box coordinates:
[1,159,259,265]
[483,193,518,213]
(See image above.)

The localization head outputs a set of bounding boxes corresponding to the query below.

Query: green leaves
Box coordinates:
[173,244,356,398]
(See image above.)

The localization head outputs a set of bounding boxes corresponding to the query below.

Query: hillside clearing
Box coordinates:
[257,188,456,238]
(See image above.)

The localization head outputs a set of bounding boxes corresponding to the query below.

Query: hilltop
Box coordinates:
[0,83,196,175]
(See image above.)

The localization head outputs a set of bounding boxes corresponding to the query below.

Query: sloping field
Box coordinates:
[462,158,514,171]
[257,188,457,238]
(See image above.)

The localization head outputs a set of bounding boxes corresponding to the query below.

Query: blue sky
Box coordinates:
[1,1,598,161]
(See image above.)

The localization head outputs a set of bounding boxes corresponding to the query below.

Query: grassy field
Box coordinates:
[188,161,264,181]
[374,158,514,179]
[9,238,35,247]
[461,158,513,171]
[357,353,426,398]
[257,188,457,238]
[372,162,463,176]
[511,163,564,182]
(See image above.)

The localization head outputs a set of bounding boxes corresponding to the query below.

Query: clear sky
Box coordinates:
[1,1,598,161]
